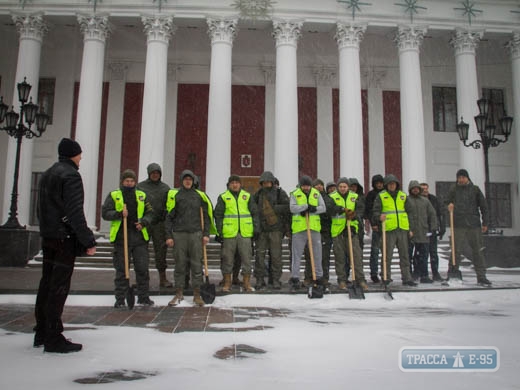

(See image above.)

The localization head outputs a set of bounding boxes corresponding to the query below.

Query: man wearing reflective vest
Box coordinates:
[289,175,326,289]
[371,174,417,286]
[214,175,259,292]
[102,169,155,308]
[165,170,210,306]
[329,177,368,291]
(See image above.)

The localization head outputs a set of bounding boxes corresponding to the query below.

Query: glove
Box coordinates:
[300,211,307,217]
[345,209,356,220]
[215,235,223,243]
[308,205,317,213]
[336,205,345,214]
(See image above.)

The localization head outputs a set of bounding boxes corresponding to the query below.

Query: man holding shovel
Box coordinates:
[446,169,491,286]
[102,169,155,308]
[288,176,326,290]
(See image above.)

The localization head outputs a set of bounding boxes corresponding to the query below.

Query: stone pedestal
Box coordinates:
[0,229,41,267]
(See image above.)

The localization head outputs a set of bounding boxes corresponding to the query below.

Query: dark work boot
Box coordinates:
[33,331,45,348]
[44,334,82,353]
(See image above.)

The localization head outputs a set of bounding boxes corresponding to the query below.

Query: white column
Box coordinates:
[450,28,485,190]
[2,13,47,226]
[138,15,174,181]
[396,25,428,186]
[335,23,365,180]
[100,62,127,233]
[272,20,302,189]
[261,63,276,173]
[164,63,180,187]
[75,14,110,228]
[313,65,335,182]
[205,17,237,203]
[507,32,520,208]
[365,68,387,180]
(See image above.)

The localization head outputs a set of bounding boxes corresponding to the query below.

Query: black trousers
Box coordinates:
[34,237,76,340]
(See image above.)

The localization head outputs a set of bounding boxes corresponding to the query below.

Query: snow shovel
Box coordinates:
[346,220,364,300]
[123,204,135,309]
[447,208,462,281]
[381,220,394,300]
[199,207,215,304]
[305,213,323,299]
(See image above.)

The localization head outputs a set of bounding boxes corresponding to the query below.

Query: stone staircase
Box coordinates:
[32,237,452,272]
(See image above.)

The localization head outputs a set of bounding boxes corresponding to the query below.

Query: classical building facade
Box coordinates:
[0,0,519,234]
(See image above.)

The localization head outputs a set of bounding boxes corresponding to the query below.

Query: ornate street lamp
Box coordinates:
[0,77,49,229]
[456,98,514,227]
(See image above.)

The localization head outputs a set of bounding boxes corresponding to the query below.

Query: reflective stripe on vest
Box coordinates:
[166,188,217,235]
[329,190,359,237]
[220,190,253,238]
[109,189,149,242]
[379,190,409,231]
[291,187,321,234]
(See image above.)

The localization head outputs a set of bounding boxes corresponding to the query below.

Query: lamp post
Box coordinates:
[456,98,514,227]
[0,77,49,230]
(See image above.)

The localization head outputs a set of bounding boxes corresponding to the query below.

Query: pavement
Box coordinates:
[1,263,520,345]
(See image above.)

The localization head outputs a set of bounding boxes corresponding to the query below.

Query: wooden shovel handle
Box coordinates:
[449,208,456,267]
[123,204,130,280]
[200,207,209,278]
[346,219,356,282]
[305,212,316,281]
[382,220,387,281]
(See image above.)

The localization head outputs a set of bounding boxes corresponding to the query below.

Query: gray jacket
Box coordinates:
[407,181,438,243]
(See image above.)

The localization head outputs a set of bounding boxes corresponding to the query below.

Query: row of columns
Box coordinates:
[3,12,520,228]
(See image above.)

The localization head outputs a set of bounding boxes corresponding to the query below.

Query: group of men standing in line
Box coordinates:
[34,138,491,353]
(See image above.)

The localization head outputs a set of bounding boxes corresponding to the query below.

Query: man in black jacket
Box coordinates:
[35,138,97,353]
[364,174,384,283]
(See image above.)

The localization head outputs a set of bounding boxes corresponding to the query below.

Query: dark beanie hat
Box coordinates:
[326,181,336,192]
[456,169,470,179]
[120,169,137,182]
[58,138,82,158]
[227,174,241,184]
[337,177,350,186]
[312,178,324,187]
[299,175,312,187]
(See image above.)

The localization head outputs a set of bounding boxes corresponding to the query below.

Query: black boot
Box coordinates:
[477,277,492,286]
[33,331,45,348]
[44,333,82,353]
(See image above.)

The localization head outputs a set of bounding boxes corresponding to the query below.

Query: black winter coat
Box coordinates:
[446,182,489,228]
[38,158,96,249]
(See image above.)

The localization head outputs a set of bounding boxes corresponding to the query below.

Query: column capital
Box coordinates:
[77,14,110,43]
[312,65,336,86]
[142,15,175,44]
[272,20,302,48]
[12,12,48,42]
[260,62,275,85]
[395,25,427,52]
[450,28,483,56]
[108,62,128,81]
[335,23,366,50]
[506,31,520,60]
[207,17,237,45]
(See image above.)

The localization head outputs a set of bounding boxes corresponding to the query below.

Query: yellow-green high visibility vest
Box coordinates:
[109,189,149,242]
[220,190,254,238]
[291,187,321,234]
[166,188,217,235]
[329,190,359,237]
[379,190,409,231]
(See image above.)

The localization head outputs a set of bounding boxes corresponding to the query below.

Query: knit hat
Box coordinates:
[147,162,162,176]
[299,175,312,187]
[312,178,324,187]
[58,138,82,158]
[227,174,241,185]
[120,169,137,182]
[456,169,470,179]
[180,169,195,181]
[337,177,350,186]
[325,181,336,192]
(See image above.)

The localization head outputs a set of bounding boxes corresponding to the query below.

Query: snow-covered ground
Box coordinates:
[1,288,519,390]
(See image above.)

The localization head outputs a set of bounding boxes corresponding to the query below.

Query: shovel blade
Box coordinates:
[307,284,324,299]
[200,279,216,304]
[126,285,135,310]
[447,270,463,281]
[348,283,365,300]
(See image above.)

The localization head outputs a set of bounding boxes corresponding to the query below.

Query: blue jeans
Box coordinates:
[369,230,381,276]
[410,242,430,278]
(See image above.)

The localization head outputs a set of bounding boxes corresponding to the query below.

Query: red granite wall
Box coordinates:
[298,87,317,179]
[120,83,143,175]
[231,85,265,177]
[175,84,209,189]
[382,90,402,183]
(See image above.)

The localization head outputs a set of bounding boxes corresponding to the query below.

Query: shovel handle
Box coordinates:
[200,207,209,278]
[449,208,456,267]
[382,220,387,282]
[123,204,130,280]
[346,219,356,282]
[305,212,317,281]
